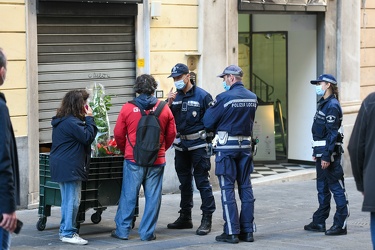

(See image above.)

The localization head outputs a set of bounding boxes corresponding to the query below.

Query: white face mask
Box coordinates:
[174,77,186,90]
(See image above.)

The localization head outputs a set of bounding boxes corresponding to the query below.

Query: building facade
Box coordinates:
[0,0,367,208]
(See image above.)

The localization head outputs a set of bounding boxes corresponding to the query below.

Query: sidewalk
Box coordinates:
[11,170,372,250]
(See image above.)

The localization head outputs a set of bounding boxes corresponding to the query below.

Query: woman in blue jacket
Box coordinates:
[50,90,97,245]
[304,74,349,236]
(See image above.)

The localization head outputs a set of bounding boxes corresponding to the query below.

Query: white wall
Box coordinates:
[253,14,317,162]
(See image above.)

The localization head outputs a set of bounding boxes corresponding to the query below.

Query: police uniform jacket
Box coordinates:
[170,84,213,149]
[203,82,257,143]
[348,92,375,212]
[312,94,342,162]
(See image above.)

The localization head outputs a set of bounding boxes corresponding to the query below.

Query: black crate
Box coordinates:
[37,153,124,231]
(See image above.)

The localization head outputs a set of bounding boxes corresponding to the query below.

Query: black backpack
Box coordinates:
[127,100,167,167]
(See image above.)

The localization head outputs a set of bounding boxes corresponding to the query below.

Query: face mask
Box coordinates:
[315,85,326,96]
[174,79,186,90]
[222,81,230,91]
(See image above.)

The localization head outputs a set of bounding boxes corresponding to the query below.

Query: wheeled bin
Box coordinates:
[36,153,138,231]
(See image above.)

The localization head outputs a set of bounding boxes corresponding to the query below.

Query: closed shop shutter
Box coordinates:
[38,7,136,143]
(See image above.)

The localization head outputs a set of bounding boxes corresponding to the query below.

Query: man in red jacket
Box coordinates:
[112,74,176,241]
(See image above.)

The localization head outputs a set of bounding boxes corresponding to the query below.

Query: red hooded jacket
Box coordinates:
[114,100,176,166]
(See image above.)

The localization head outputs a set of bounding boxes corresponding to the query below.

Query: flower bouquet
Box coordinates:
[89,82,121,157]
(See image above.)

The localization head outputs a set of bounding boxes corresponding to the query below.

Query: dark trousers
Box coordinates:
[174,148,216,214]
[313,156,349,227]
[215,150,255,235]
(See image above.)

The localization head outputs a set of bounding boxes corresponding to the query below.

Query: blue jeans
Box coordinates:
[114,160,164,240]
[371,213,375,249]
[0,227,10,250]
[59,181,82,238]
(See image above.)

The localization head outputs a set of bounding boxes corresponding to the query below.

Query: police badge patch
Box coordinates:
[192,111,197,117]
[326,115,336,123]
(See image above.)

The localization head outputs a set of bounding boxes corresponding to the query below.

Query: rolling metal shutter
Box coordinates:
[37,4,136,143]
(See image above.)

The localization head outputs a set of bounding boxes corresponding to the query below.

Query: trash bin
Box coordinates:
[36,153,138,231]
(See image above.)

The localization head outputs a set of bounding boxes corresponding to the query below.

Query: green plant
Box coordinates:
[89,83,117,157]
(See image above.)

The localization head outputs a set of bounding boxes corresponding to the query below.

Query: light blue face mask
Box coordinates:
[174,78,186,90]
[315,85,326,96]
[222,81,230,91]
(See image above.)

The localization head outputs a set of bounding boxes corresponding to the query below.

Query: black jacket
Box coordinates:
[50,115,97,182]
[0,93,20,214]
[348,92,375,212]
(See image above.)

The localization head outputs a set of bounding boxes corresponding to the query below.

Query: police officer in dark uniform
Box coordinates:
[203,65,258,244]
[166,63,216,236]
[304,74,349,236]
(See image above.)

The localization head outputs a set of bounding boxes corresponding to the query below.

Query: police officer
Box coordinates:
[304,74,349,236]
[166,63,216,235]
[203,65,257,244]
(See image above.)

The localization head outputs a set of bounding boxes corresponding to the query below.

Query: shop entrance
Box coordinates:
[239,18,288,161]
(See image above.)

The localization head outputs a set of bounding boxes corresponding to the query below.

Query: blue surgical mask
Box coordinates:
[222,81,230,91]
[315,85,326,96]
[174,79,186,90]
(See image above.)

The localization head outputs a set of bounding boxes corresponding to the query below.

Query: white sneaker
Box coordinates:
[61,233,88,245]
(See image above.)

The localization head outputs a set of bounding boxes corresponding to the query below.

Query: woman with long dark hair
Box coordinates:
[50,90,97,245]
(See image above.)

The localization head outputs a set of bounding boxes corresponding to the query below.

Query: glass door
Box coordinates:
[251,32,287,160]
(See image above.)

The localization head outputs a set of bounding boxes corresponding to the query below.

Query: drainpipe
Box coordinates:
[143,0,151,74]
[197,0,204,88]
[226,0,229,65]
[336,0,342,84]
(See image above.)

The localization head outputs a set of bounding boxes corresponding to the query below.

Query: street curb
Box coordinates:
[252,169,316,186]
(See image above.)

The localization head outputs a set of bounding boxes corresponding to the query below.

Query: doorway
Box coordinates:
[239,28,288,161]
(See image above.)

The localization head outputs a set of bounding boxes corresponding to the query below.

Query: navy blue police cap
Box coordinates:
[168,63,189,78]
[217,65,243,78]
[310,74,337,85]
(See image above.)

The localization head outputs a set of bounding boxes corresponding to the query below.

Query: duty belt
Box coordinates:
[226,136,251,141]
[311,140,343,147]
[180,130,206,140]
[215,134,252,149]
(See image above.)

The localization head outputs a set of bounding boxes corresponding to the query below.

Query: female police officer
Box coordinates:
[304,74,349,236]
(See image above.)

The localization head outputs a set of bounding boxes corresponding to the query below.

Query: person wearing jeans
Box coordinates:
[113,74,176,241]
[59,181,82,239]
[50,90,97,245]
[114,161,165,240]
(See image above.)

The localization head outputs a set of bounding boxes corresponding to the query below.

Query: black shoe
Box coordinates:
[304,222,326,232]
[215,233,239,244]
[111,230,128,240]
[325,225,347,236]
[167,211,193,229]
[142,234,156,241]
[196,214,212,235]
[239,232,254,242]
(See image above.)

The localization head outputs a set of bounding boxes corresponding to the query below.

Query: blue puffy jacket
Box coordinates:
[50,115,97,182]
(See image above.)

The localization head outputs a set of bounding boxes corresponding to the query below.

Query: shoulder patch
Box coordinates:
[326,115,336,123]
